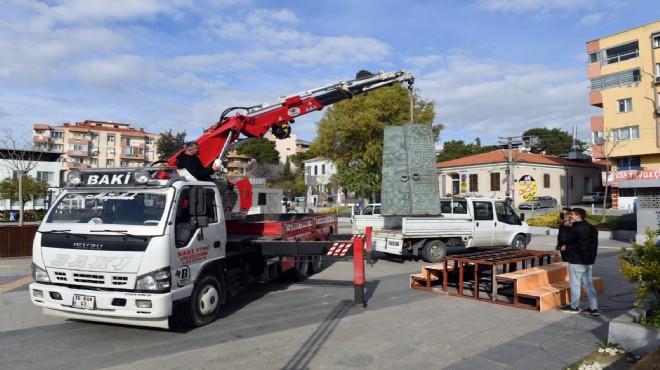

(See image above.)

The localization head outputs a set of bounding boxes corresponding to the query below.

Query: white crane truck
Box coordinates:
[28,70,415,329]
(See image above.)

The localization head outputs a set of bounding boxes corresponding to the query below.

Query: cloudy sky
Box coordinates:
[0,0,657,148]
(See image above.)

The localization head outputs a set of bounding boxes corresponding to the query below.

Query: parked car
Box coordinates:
[582,192,612,204]
[518,196,558,210]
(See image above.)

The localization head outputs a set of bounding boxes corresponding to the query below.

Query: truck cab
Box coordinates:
[351,203,383,233]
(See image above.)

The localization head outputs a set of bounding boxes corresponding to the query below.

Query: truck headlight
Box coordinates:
[32,263,50,283]
[136,267,170,291]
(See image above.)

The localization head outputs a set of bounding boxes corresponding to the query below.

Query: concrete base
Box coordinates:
[608,308,660,355]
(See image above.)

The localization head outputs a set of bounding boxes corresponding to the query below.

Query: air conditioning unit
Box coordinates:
[655,76,660,84]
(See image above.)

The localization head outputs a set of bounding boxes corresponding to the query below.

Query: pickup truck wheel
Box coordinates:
[310,256,323,274]
[179,274,225,327]
[422,240,447,264]
[511,235,527,250]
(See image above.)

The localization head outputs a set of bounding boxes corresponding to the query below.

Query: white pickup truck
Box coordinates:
[351,203,383,233]
[371,198,531,263]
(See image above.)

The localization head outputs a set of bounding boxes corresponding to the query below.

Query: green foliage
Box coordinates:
[618,228,660,308]
[0,176,49,204]
[156,129,186,160]
[522,128,586,155]
[236,138,279,164]
[524,211,564,227]
[642,302,660,328]
[312,79,439,198]
[281,157,295,182]
[437,140,496,162]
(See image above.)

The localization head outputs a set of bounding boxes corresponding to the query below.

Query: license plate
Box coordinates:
[72,294,95,309]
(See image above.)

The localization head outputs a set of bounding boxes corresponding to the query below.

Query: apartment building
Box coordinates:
[266,132,311,169]
[587,21,660,241]
[32,120,160,171]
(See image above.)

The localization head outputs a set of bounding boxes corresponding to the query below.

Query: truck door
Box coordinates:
[471,200,495,246]
[493,201,521,245]
[170,186,227,297]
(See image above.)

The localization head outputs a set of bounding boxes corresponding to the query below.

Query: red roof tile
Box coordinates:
[437,150,605,169]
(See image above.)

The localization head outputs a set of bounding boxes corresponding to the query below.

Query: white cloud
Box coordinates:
[579,13,604,26]
[416,54,596,145]
[474,0,595,13]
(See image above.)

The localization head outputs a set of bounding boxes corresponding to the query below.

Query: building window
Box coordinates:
[543,174,550,188]
[91,133,99,142]
[107,135,115,143]
[106,147,115,155]
[68,143,88,151]
[314,165,318,175]
[120,160,129,167]
[618,98,632,113]
[654,34,660,48]
[612,126,640,141]
[490,172,500,191]
[106,159,114,167]
[145,137,154,145]
[90,158,98,166]
[590,68,640,91]
[469,174,478,192]
[51,131,64,139]
[52,144,63,151]
[322,164,325,175]
[36,171,54,182]
[592,131,604,145]
[121,137,131,146]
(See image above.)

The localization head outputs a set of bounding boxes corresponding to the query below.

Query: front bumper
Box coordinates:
[29,282,172,329]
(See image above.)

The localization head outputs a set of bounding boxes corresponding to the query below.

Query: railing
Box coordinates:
[601,49,639,66]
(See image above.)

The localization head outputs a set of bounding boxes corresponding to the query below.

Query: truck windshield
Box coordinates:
[46,191,168,226]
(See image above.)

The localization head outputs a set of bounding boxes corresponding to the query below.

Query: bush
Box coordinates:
[618,228,660,308]
[524,211,563,227]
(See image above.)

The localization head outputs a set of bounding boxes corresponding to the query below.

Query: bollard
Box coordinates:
[365,226,373,267]
[352,236,366,308]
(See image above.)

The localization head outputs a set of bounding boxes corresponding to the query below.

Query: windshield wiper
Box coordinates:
[40,229,72,234]
[89,230,149,241]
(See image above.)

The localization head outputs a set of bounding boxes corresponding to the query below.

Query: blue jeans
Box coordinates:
[568,264,598,310]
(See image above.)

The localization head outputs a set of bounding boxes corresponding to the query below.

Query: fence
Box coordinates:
[0,225,38,257]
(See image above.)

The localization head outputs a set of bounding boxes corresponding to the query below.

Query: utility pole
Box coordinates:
[497,136,530,205]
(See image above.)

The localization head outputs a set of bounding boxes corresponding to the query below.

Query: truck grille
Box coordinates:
[49,269,132,287]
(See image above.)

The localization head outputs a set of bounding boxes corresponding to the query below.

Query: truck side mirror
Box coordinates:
[189,186,206,216]
[519,213,525,222]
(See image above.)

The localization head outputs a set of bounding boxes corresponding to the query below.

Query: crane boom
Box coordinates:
[165,70,414,169]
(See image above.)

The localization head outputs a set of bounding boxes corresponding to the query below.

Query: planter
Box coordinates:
[608,308,660,355]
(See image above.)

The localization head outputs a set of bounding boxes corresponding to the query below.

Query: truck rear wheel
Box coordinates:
[310,256,323,274]
[178,274,226,327]
[286,257,310,281]
[422,240,447,264]
[511,235,527,250]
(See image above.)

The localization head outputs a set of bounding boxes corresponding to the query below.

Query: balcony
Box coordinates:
[67,150,89,157]
[64,162,90,169]
[33,135,50,143]
[119,152,145,161]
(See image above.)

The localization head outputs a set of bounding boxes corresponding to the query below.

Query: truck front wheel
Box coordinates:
[511,235,527,250]
[422,240,447,264]
[179,274,226,327]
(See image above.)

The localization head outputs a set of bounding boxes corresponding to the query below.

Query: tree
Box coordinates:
[0,129,43,225]
[235,138,279,164]
[597,130,625,223]
[312,76,439,202]
[281,157,295,182]
[0,176,49,207]
[156,129,186,161]
[522,128,585,155]
[437,140,496,162]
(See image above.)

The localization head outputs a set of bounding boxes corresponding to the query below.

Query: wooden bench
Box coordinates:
[410,263,451,293]
[496,262,603,311]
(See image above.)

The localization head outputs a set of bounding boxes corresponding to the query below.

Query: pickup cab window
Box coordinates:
[441,200,467,214]
[473,201,494,220]
[361,204,381,215]
[495,201,519,225]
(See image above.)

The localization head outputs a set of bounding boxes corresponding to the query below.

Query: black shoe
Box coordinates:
[584,308,600,316]
[557,305,580,313]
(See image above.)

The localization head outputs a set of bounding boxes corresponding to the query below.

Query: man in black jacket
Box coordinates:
[557,207,599,315]
[175,141,219,181]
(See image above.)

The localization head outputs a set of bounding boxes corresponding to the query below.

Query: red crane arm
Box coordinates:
[166,69,414,168]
